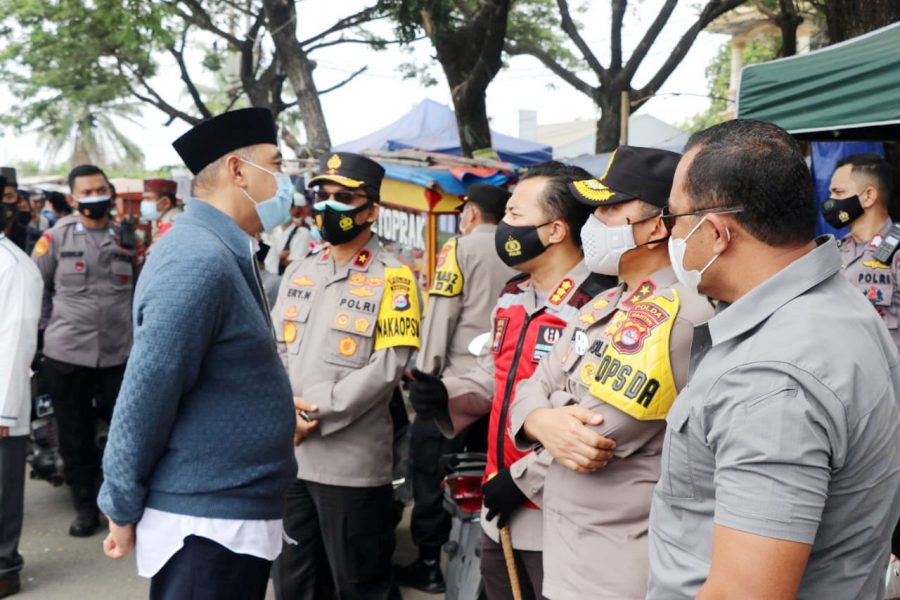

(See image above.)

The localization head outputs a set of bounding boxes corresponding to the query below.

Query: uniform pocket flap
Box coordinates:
[281,300,312,323]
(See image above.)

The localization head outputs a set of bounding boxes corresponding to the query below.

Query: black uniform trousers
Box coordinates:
[480,532,546,600]
[42,358,124,493]
[274,478,397,600]
[409,415,488,555]
[0,436,26,579]
[150,535,271,600]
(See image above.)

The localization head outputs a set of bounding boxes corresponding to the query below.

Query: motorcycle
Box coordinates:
[440,452,488,600]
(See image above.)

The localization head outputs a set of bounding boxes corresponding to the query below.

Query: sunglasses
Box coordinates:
[660,205,743,230]
[312,190,367,204]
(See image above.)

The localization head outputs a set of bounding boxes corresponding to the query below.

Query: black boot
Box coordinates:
[68,484,100,537]
[396,551,445,594]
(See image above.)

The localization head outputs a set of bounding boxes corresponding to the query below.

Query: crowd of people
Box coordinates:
[1,106,899,600]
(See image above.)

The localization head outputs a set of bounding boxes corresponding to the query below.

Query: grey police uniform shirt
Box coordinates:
[416,224,516,378]
[32,213,135,368]
[838,218,900,349]
[648,236,900,599]
[272,234,420,488]
[511,267,713,600]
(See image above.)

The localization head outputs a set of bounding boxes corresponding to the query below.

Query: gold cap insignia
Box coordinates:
[327,153,342,173]
[573,179,615,203]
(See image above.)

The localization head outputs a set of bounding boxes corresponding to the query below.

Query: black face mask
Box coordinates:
[77,200,112,220]
[495,220,553,267]
[15,210,31,228]
[822,195,865,229]
[315,204,372,245]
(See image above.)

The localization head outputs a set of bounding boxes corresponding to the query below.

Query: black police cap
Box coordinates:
[172,108,278,175]
[463,183,510,215]
[569,145,681,209]
[308,152,385,196]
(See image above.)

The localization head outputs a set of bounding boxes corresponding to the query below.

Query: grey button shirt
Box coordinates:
[648,236,900,600]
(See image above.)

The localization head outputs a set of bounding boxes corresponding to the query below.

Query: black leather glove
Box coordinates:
[408,368,448,420]
[482,468,528,528]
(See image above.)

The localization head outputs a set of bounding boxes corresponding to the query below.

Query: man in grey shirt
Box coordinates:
[648,119,900,599]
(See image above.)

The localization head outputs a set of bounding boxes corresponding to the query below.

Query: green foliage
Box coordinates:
[682,37,778,132]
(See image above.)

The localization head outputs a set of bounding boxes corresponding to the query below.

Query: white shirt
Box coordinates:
[0,234,42,437]
[261,223,312,274]
[136,508,288,577]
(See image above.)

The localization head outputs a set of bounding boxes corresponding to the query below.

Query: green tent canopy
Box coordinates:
[737,22,900,140]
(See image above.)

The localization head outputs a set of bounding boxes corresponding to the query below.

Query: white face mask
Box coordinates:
[668,215,728,293]
[581,213,636,276]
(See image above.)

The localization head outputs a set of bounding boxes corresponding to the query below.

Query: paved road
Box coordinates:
[15,476,441,599]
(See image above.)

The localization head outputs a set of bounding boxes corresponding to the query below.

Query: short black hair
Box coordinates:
[683,119,815,246]
[836,153,893,204]
[520,161,594,247]
[67,164,110,192]
[46,191,73,215]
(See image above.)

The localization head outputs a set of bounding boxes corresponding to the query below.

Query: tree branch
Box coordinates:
[305,35,414,54]
[169,26,213,119]
[622,0,676,82]
[610,0,626,71]
[634,0,746,102]
[162,0,242,47]
[505,40,595,97]
[117,61,200,126]
[298,5,385,48]
[557,0,605,77]
[318,66,368,94]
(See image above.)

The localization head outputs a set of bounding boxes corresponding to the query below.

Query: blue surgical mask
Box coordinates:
[238,159,293,233]
[140,200,160,221]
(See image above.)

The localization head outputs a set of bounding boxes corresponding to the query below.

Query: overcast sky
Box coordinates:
[0,0,730,170]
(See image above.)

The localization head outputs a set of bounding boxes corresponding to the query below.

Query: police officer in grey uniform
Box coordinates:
[510,147,714,599]
[397,184,515,593]
[31,164,135,537]
[825,153,900,348]
[271,152,421,600]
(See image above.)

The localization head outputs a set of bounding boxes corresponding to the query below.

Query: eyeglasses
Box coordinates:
[660,205,743,230]
[313,190,366,204]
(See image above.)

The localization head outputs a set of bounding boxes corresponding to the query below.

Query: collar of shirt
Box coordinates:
[707,235,841,347]
[517,260,592,315]
[184,198,252,260]
[471,223,497,235]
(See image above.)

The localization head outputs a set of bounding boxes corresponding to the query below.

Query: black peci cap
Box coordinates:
[569,145,681,209]
[462,183,510,214]
[172,108,278,175]
[308,152,385,196]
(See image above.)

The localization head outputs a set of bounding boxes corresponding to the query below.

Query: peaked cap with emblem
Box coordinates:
[172,108,278,175]
[308,152,385,195]
[569,145,681,208]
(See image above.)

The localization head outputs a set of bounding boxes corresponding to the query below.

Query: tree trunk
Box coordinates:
[821,0,900,43]
[262,0,332,157]
[448,78,493,157]
[594,94,621,154]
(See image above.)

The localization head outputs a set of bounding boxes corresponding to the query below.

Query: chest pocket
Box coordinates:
[110,258,133,291]
[659,396,695,499]
[324,307,376,368]
[58,258,87,292]
[282,301,313,355]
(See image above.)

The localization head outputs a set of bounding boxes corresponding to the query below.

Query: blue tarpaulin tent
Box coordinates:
[333,99,552,166]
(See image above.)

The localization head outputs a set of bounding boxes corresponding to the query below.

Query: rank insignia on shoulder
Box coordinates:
[349,287,376,297]
[339,336,358,356]
[292,275,315,287]
[34,232,52,257]
[351,249,372,270]
[624,280,656,306]
[549,278,574,305]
